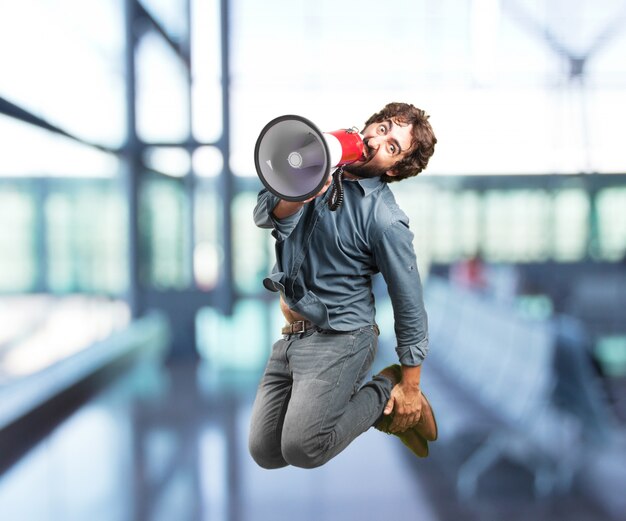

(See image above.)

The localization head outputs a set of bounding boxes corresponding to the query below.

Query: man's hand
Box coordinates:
[384,382,423,433]
[383,364,423,433]
[271,175,333,220]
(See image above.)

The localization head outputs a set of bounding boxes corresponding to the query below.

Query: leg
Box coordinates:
[281,328,392,468]
[248,337,292,469]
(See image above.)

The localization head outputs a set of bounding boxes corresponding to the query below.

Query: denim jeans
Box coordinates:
[248,326,392,469]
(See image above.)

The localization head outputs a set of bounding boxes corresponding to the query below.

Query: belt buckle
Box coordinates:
[291,320,306,334]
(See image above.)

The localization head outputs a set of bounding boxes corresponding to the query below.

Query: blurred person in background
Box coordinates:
[450,252,488,292]
[249,102,439,469]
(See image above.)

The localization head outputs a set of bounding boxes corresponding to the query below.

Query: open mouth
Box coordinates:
[359,140,373,162]
[363,145,375,162]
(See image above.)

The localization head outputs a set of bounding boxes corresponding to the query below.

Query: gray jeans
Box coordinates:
[248,326,392,469]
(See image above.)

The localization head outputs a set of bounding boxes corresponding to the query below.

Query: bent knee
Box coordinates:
[249,438,287,470]
[281,433,332,469]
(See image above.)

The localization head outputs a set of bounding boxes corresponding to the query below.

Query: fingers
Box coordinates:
[390,416,414,433]
[383,396,395,416]
[389,409,422,433]
[385,385,423,433]
[389,415,407,433]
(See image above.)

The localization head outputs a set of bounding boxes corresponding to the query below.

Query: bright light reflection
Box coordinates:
[0,296,130,379]
[193,146,223,177]
[0,116,119,178]
[0,0,126,147]
[230,0,626,176]
[144,147,191,177]
[194,242,220,289]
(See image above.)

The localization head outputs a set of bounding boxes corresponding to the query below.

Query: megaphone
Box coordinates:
[254,115,365,202]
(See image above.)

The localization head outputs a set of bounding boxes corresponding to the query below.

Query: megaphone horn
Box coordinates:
[254,115,364,203]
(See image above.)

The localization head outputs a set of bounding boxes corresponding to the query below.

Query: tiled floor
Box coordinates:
[0,357,622,521]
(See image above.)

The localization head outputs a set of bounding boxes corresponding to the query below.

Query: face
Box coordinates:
[344,119,414,179]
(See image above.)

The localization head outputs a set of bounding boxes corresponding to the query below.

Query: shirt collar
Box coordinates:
[350,176,384,197]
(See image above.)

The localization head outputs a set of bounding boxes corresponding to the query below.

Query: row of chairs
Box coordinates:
[425,277,582,498]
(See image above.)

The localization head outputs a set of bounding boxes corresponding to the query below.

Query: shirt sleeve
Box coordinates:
[372,220,429,366]
[253,189,304,241]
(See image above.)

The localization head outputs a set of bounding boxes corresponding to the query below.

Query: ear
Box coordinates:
[385,168,399,178]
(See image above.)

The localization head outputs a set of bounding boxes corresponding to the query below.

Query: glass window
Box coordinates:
[141,0,189,41]
[194,183,221,290]
[457,191,482,257]
[230,0,626,176]
[596,187,626,261]
[191,0,223,143]
[391,182,438,272]
[397,187,484,265]
[483,190,551,262]
[193,146,223,178]
[136,32,190,143]
[553,189,589,262]
[0,0,126,147]
[430,191,462,263]
[0,186,37,292]
[0,116,120,179]
[140,178,191,289]
[143,147,191,178]
[46,184,128,294]
[232,192,269,294]
[196,299,282,370]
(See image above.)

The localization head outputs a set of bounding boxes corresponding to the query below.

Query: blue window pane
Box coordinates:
[196,300,283,371]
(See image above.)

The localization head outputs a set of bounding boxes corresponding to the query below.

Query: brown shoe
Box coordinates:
[374,365,430,458]
[374,364,438,442]
[397,427,430,458]
[415,392,438,441]
[375,412,429,458]
[377,364,402,387]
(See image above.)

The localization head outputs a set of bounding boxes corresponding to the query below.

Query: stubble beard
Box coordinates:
[343,159,387,179]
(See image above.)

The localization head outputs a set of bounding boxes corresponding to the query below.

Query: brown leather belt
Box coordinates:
[281,321,381,337]
[281,319,317,335]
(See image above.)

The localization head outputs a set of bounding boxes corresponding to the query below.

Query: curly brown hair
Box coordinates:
[363,102,437,183]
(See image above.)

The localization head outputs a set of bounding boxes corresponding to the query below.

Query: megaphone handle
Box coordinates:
[328,167,344,212]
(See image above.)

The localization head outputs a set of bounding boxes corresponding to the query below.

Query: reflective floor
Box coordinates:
[0,356,621,521]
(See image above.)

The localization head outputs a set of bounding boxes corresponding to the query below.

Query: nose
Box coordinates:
[366,135,381,150]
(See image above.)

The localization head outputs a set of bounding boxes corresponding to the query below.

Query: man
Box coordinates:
[249,102,438,469]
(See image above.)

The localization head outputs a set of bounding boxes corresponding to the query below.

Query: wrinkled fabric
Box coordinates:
[248,327,389,469]
[254,177,428,366]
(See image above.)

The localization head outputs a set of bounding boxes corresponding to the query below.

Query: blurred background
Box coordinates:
[1,0,626,519]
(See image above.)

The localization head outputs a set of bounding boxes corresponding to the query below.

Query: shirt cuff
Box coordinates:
[271,209,303,241]
[395,336,429,367]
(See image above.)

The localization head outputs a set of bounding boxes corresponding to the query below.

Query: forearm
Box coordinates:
[271,199,305,220]
[401,364,422,389]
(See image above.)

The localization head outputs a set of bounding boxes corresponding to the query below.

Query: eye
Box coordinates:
[389,144,396,154]
[378,124,386,134]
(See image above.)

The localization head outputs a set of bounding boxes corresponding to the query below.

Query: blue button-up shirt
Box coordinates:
[254,176,429,366]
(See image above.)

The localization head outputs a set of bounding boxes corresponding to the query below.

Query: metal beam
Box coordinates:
[135,0,191,69]
[124,0,142,317]
[216,0,235,316]
[0,96,118,154]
